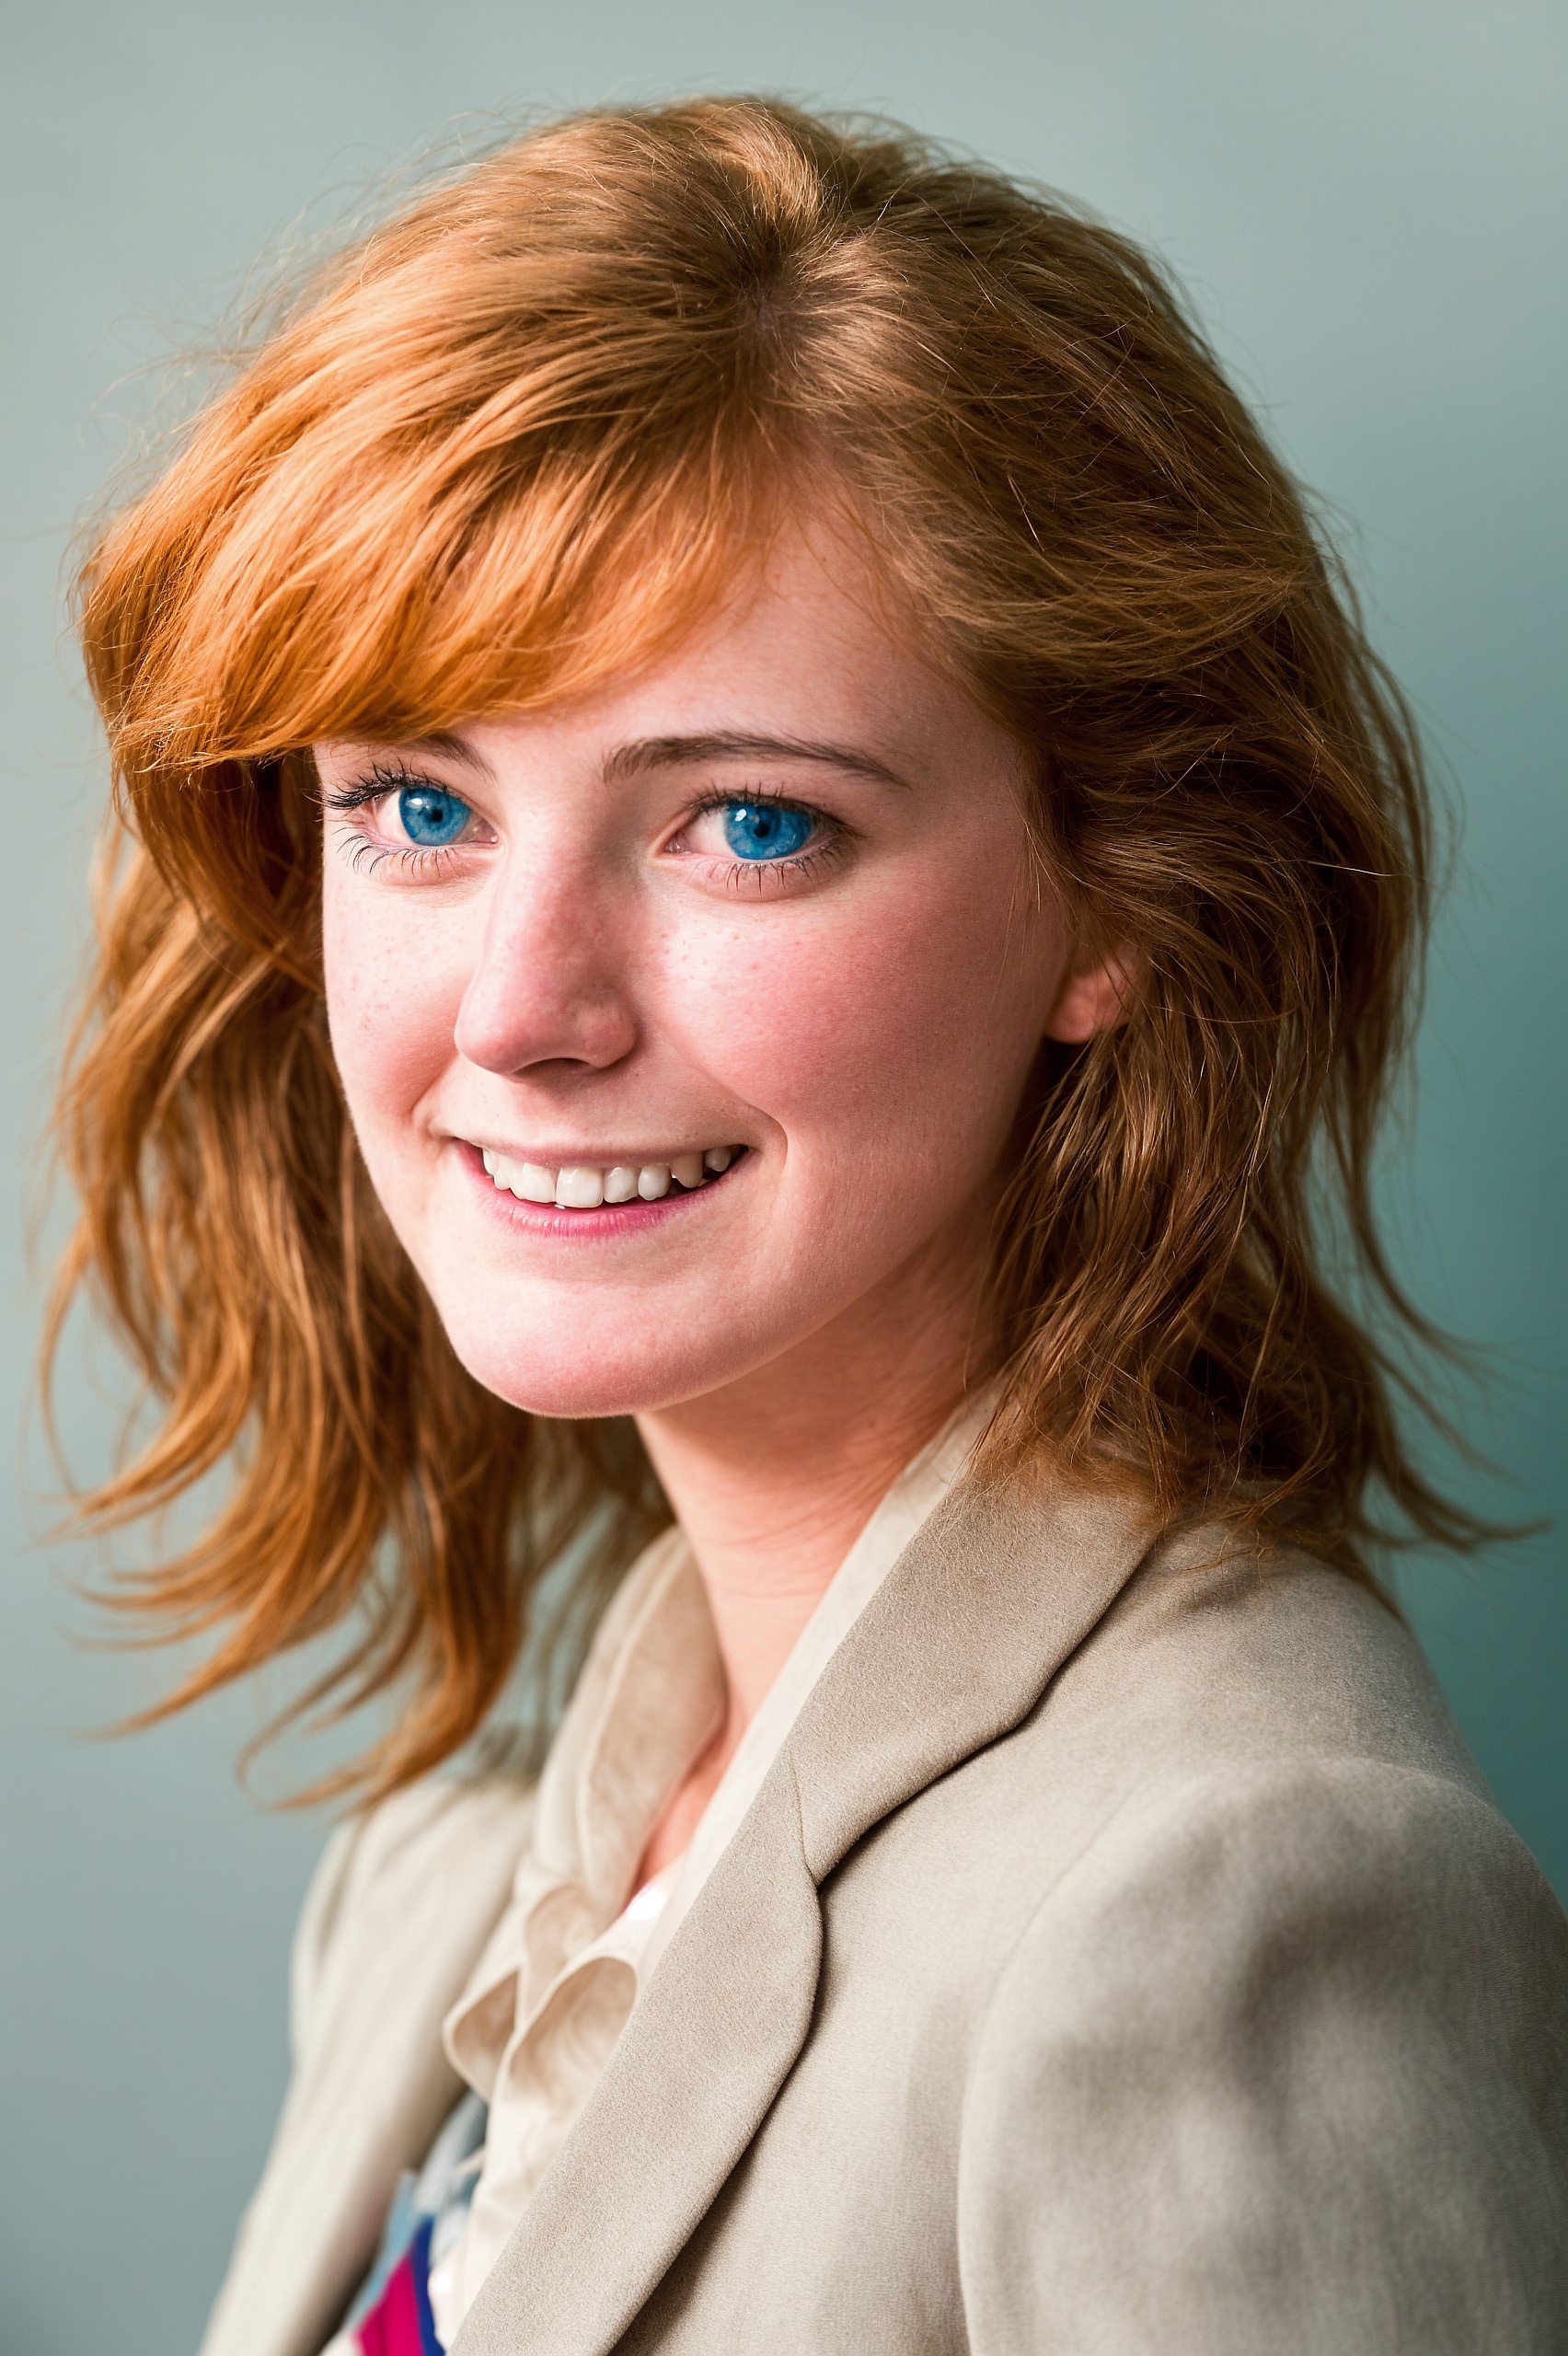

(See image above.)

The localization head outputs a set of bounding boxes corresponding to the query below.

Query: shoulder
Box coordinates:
[291,1769,538,2058]
[199,1771,537,2356]
[836,1505,1551,2000]
[984,1741,1567,2038]
[975,1519,1568,2027]
[901,1513,1514,1925]
[947,1531,1568,2351]
[986,1515,1498,1839]
[958,1750,1568,2350]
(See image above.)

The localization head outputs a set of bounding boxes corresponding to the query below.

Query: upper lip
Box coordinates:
[458,1137,741,1163]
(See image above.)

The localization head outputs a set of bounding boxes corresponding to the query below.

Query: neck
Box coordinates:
[635,1210,997,1749]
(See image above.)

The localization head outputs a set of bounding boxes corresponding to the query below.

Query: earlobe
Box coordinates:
[1043,951,1136,1044]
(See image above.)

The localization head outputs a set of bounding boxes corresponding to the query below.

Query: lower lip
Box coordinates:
[456,1142,748,1240]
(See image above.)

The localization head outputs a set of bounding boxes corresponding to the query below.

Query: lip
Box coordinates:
[455,1139,747,1240]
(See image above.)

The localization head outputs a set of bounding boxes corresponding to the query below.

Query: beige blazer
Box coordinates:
[204,1473,1568,2356]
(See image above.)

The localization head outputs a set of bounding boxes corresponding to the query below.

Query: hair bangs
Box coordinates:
[85,367,792,801]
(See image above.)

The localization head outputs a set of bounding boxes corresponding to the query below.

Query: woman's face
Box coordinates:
[317,519,1110,1419]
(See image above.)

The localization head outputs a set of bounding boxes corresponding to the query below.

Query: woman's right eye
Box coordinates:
[396,782,474,847]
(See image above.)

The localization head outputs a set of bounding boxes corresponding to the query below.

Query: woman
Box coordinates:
[54,97,1566,2354]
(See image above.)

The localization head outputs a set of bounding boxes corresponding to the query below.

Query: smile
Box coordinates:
[477,1144,743,1210]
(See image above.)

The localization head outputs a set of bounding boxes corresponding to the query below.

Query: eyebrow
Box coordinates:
[362,727,911,792]
[389,730,493,776]
[600,733,911,790]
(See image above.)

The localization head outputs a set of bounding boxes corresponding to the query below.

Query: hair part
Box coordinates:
[51,96,1489,1799]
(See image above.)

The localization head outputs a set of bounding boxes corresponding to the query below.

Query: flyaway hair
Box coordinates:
[50,98,1484,1797]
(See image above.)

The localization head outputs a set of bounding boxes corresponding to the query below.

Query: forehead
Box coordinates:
[338,524,1005,793]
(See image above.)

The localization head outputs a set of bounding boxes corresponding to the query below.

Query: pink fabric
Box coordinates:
[353,2221,440,2356]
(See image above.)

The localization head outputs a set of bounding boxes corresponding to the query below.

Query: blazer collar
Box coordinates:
[454,1466,1161,2356]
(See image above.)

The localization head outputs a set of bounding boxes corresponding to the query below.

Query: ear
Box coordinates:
[1043,948,1136,1044]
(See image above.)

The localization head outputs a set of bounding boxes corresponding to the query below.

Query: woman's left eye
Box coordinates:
[397,783,474,847]
[664,794,841,888]
[718,801,817,860]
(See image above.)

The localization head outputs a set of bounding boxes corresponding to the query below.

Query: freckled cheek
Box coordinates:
[674,880,1049,1154]
[321,890,467,1138]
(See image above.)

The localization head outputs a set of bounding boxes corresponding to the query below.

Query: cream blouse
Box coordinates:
[423,1388,995,2347]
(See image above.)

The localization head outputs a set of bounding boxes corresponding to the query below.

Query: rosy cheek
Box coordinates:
[670,850,1050,1154]
[323,883,463,1141]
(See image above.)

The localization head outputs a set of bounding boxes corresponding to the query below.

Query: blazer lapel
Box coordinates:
[454,1469,1161,2356]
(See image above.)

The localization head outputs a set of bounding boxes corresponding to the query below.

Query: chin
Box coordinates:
[443,1312,742,1421]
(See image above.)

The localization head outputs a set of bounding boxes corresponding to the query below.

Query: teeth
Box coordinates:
[478,1145,742,1207]
[555,1165,605,1210]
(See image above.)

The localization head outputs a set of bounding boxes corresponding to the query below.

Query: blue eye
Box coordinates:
[721,801,814,861]
[398,784,472,847]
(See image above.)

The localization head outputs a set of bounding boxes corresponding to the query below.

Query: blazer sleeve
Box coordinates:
[198,1773,537,2356]
[957,1755,1568,2356]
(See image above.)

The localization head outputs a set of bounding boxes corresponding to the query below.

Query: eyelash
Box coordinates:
[321,767,850,889]
[323,761,474,880]
[681,789,849,892]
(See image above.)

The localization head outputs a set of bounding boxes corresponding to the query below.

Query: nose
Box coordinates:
[453,850,639,1080]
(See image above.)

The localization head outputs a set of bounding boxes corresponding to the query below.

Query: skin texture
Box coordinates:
[317,519,1124,1872]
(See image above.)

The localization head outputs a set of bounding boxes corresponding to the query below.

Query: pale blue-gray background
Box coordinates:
[2,5,1562,2351]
